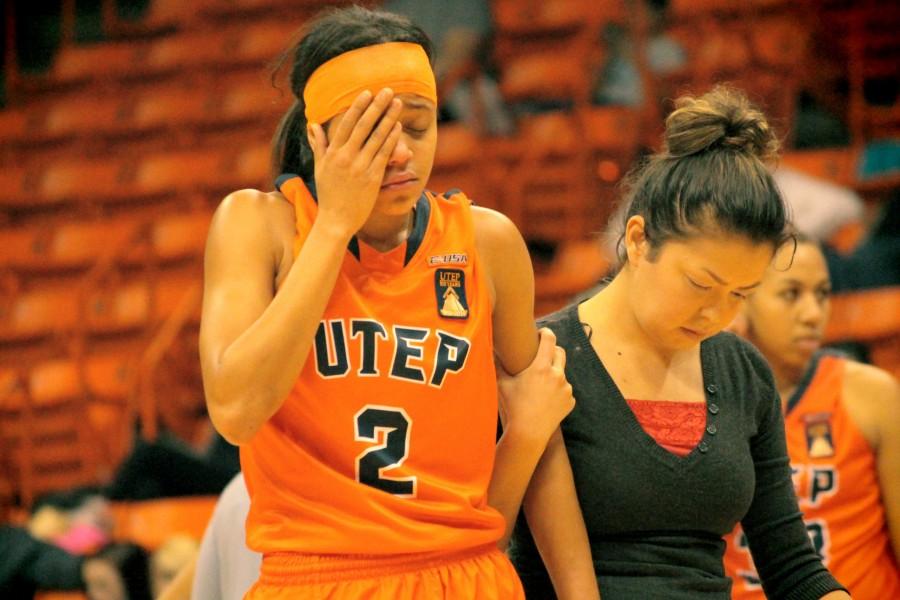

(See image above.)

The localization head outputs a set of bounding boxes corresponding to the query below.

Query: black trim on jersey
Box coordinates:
[404,194,430,265]
[442,188,462,197]
[274,173,299,192]
[277,175,428,266]
[784,349,844,415]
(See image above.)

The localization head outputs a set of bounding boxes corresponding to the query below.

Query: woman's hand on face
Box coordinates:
[498,328,575,445]
[307,88,404,240]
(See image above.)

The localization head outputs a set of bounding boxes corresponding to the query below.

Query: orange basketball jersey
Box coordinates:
[240,176,506,557]
[724,354,900,599]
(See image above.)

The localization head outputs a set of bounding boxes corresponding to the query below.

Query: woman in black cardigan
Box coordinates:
[510,87,850,600]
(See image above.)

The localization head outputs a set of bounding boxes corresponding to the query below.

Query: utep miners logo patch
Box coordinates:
[428,253,468,267]
[804,412,835,458]
[435,268,469,319]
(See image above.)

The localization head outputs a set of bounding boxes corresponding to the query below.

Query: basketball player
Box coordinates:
[724,237,900,599]
[199,6,598,599]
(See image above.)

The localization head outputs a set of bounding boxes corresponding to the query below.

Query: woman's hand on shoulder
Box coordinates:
[498,328,575,446]
[308,89,404,239]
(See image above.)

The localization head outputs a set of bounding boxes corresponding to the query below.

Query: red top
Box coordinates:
[626,399,706,457]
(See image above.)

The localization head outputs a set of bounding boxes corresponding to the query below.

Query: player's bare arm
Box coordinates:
[843,361,900,561]
[473,207,600,599]
[200,90,402,444]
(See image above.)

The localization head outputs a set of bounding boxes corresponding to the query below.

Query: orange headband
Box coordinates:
[303,42,437,125]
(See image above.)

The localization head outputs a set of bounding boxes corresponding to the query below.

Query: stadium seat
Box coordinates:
[150,210,212,262]
[0,284,81,343]
[824,286,900,343]
[499,45,594,106]
[86,281,152,335]
[780,148,859,188]
[1,217,144,273]
[534,238,610,316]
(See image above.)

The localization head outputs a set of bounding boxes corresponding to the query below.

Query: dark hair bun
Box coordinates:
[664,86,779,161]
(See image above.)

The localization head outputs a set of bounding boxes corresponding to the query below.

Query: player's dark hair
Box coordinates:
[270,6,433,181]
[615,86,791,263]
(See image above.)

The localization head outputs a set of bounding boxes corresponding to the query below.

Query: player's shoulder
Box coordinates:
[843,359,900,409]
[470,205,521,248]
[210,188,293,240]
[214,188,292,222]
[841,359,900,447]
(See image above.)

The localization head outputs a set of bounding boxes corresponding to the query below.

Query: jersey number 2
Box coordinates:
[354,406,416,497]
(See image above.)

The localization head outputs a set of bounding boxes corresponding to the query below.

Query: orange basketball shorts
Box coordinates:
[243,544,525,600]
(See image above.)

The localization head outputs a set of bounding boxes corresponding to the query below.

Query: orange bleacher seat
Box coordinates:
[24,353,134,472]
[499,49,593,106]
[143,20,295,76]
[133,144,275,196]
[504,112,594,241]
[40,94,133,141]
[2,372,103,507]
[83,354,134,400]
[870,337,900,380]
[228,20,299,65]
[219,78,292,123]
[428,124,489,205]
[86,281,152,334]
[39,158,132,204]
[517,111,583,159]
[749,16,808,69]
[0,165,42,209]
[669,0,788,18]
[131,83,210,132]
[0,107,30,144]
[0,367,26,413]
[580,106,641,153]
[534,237,610,316]
[233,143,273,189]
[493,0,594,35]
[683,22,751,75]
[824,286,900,343]
[51,41,148,85]
[132,149,225,196]
[28,359,83,406]
[128,77,287,134]
[1,217,143,273]
[154,269,203,322]
[151,211,212,262]
[0,284,81,343]
[780,148,859,188]
[827,220,866,255]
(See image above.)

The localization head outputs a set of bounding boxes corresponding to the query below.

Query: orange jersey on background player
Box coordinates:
[240,176,506,556]
[724,353,900,599]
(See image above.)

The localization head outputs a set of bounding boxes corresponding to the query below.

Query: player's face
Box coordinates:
[326,93,437,218]
[630,228,774,352]
[744,242,831,371]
